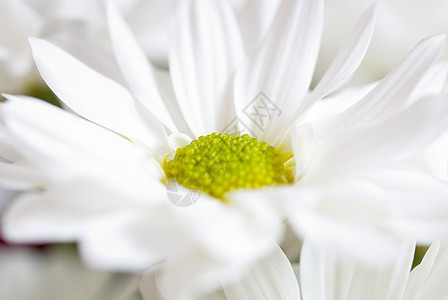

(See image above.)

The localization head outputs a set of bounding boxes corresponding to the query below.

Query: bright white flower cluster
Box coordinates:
[0,0,448,299]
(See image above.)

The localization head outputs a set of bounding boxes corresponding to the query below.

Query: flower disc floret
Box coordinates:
[163,133,292,199]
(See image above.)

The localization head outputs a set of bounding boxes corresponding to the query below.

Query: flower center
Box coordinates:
[163,133,293,200]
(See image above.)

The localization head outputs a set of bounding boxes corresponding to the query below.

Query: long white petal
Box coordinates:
[222,244,301,300]
[234,0,324,145]
[170,0,245,136]
[107,4,180,133]
[304,95,448,182]
[300,239,414,300]
[29,38,165,148]
[302,3,376,111]
[0,96,165,199]
[335,34,446,127]
[404,242,448,299]
[236,0,281,53]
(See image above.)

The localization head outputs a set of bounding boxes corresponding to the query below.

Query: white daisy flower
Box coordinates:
[0,246,141,300]
[1,0,448,298]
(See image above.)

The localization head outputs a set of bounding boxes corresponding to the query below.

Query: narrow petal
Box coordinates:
[170,0,245,136]
[29,38,165,148]
[107,4,180,133]
[236,0,281,53]
[234,0,324,145]
[222,244,301,300]
[301,3,376,112]
[299,239,415,300]
[0,95,165,199]
[404,242,448,299]
[304,95,448,182]
[336,34,446,126]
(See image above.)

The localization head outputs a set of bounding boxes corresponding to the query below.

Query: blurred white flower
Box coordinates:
[0,246,141,300]
[316,0,448,86]
[1,0,448,299]
[0,0,280,96]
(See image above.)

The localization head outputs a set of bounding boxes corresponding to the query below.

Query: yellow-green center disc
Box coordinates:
[163,133,292,200]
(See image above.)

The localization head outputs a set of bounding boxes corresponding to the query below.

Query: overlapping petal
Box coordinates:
[170,0,245,136]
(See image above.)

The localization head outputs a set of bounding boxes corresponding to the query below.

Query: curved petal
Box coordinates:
[29,38,165,148]
[336,34,446,127]
[234,0,324,145]
[366,165,448,243]
[169,0,245,136]
[222,244,301,300]
[107,4,180,133]
[301,3,377,112]
[236,0,281,53]
[300,239,415,300]
[0,95,165,199]
[404,242,448,299]
[304,95,448,182]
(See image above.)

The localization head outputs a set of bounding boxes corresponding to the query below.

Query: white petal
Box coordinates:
[367,165,448,243]
[107,4,179,133]
[0,160,45,190]
[0,95,165,199]
[404,242,448,299]
[168,133,192,151]
[170,0,245,136]
[335,34,446,126]
[236,0,281,53]
[299,239,415,300]
[29,38,165,148]
[0,125,22,162]
[234,0,324,145]
[3,179,165,245]
[79,207,186,272]
[274,183,406,264]
[222,244,301,300]
[304,95,448,182]
[412,130,448,181]
[3,192,90,243]
[172,193,282,263]
[50,35,127,87]
[302,3,376,111]
[408,62,448,104]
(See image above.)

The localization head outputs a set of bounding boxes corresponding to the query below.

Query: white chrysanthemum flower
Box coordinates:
[146,241,447,300]
[0,246,141,300]
[1,0,448,298]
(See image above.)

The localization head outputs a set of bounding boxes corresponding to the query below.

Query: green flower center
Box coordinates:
[163,133,293,200]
